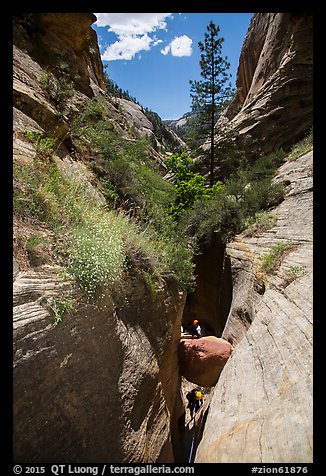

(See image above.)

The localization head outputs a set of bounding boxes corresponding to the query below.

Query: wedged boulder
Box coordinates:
[178,336,232,387]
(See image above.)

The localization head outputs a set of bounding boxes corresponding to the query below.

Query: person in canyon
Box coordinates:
[192,319,202,338]
[186,388,203,419]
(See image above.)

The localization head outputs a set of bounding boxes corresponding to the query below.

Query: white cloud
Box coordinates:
[161,45,170,55]
[161,35,193,57]
[102,34,152,61]
[94,13,172,60]
[152,37,163,46]
[95,13,172,35]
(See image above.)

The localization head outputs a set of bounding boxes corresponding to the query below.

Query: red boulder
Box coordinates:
[178,336,232,387]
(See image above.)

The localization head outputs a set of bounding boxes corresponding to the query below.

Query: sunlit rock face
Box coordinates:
[219,13,313,156]
[195,150,313,463]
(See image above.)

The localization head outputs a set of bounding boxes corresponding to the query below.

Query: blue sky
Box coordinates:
[92,13,253,120]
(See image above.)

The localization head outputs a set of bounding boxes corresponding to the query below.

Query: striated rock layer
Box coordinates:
[13,13,186,463]
[195,150,313,463]
[13,13,183,163]
[220,13,313,156]
[13,265,186,463]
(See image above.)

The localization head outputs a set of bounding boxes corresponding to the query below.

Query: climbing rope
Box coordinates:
[188,418,196,463]
[188,402,203,463]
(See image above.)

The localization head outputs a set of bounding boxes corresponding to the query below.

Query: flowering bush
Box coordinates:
[69,211,126,297]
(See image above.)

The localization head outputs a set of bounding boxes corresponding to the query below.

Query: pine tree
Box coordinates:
[190,21,234,187]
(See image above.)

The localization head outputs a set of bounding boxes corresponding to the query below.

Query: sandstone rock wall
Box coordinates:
[13,13,105,98]
[13,13,181,161]
[13,265,186,463]
[221,13,313,155]
[182,233,232,337]
[13,13,186,463]
[195,149,313,463]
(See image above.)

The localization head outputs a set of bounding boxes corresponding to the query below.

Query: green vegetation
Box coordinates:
[14,156,194,295]
[24,130,57,157]
[242,211,277,237]
[288,128,313,161]
[283,265,307,285]
[14,161,47,217]
[25,233,46,266]
[70,100,196,292]
[259,241,297,275]
[71,98,175,220]
[15,99,197,297]
[16,82,313,304]
[39,71,74,112]
[48,295,76,325]
[164,152,224,218]
[177,153,285,243]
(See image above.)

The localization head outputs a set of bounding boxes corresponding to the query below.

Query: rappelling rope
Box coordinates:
[188,417,196,463]
[188,401,204,463]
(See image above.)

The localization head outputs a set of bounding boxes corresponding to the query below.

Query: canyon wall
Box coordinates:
[13,12,313,464]
[221,13,313,156]
[195,149,313,463]
[195,12,313,462]
[14,265,185,462]
[13,13,185,463]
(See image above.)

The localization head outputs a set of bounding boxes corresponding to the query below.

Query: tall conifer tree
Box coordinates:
[190,21,234,187]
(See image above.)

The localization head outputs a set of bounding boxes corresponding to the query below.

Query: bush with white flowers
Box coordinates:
[69,211,126,297]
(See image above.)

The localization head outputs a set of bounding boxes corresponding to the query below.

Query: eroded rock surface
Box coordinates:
[13,12,186,463]
[220,13,313,156]
[13,265,186,462]
[195,150,313,463]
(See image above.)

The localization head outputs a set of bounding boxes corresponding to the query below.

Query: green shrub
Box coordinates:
[224,155,285,214]
[283,265,307,285]
[15,150,194,294]
[39,71,74,111]
[178,151,285,243]
[71,99,180,234]
[288,129,313,161]
[47,295,76,325]
[259,241,297,275]
[13,162,46,217]
[179,191,242,242]
[72,97,107,127]
[242,211,277,237]
[24,130,57,157]
[164,152,224,218]
[122,219,195,291]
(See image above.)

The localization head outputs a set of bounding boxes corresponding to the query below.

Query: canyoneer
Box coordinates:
[186,387,203,420]
[192,319,202,338]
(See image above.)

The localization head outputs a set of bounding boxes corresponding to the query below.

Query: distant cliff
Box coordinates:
[164,112,194,140]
